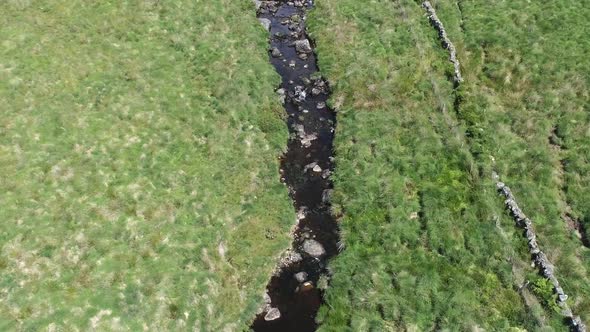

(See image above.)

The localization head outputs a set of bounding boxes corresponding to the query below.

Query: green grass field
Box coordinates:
[0,0,294,330]
[1,0,589,330]
[309,0,589,330]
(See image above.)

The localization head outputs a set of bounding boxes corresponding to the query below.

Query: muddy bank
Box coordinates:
[251,1,340,331]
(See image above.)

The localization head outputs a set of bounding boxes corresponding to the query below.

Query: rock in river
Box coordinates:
[264,307,281,321]
[271,47,282,58]
[295,39,313,53]
[259,18,271,31]
[294,271,308,283]
[302,239,325,257]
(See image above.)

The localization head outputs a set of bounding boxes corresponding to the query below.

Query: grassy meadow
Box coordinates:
[0,0,294,330]
[309,0,589,330]
[436,0,590,322]
[1,0,589,330]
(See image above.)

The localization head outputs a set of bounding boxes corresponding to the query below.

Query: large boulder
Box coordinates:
[302,239,325,257]
[264,308,281,321]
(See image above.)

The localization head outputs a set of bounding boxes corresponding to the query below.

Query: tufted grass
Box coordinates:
[309,0,589,330]
[0,0,293,330]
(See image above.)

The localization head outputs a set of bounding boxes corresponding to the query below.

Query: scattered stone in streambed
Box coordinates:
[299,281,314,292]
[252,0,262,11]
[294,123,318,147]
[256,292,272,315]
[276,88,286,104]
[264,308,281,321]
[294,85,306,103]
[258,18,271,31]
[312,164,322,173]
[322,189,333,203]
[317,101,326,109]
[303,162,318,173]
[302,239,325,257]
[297,206,307,221]
[301,133,318,148]
[294,39,313,53]
[294,271,308,283]
[271,47,282,58]
[278,250,303,270]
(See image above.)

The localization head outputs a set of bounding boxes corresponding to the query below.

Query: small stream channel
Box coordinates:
[251,1,340,331]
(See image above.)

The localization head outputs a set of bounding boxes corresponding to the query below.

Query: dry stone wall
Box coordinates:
[497,182,586,332]
[418,3,586,329]
[422,1,463,84]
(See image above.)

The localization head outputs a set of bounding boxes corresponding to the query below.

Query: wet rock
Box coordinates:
[280,250,302,268]
[298,53,308,60]
[294,272,308,283]
[296,207,307,221]
[294,123,305,134]
[301,132,318,148]
[264,308,281,321]
[317,101,326,109]
[252,0,262,11]
[271,47,282,58]
[294,85,306,103]
[289,60,296,68]
[256,291,272,315]
[299,281,314,292]
[303,162,317,173]
[322,189,333,203]
[259,18,271,31]
[295,39,313,53]
[312,88,321,96]
[312,164,322,173]
[302,239,325,257]
[276,88,286,104]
